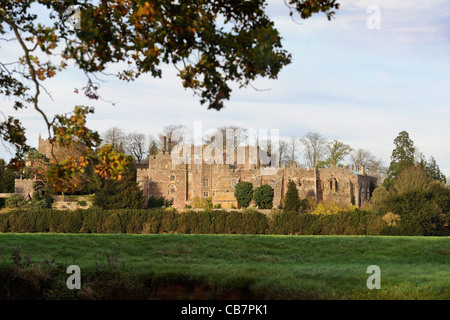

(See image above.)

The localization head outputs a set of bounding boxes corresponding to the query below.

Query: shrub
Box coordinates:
[5,194,28,208]
[77,200,88,207]
[311,203,343,215]
[234,181,253,208]
[382,212,401,227]
[0,206,444,236]
[102,213,122,234]
[191,197,212,209]
[63,210,83,233]
[427,181,450,213]
[148,197,165,208]
[94,168,144,209]
[253,185,274,209]
[383,190,444,236]
[369,186,390,214]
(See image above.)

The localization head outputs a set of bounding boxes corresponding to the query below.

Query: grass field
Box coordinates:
[0,234,448,300]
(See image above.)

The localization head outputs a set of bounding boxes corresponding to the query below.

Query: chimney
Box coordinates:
[360,165,365,175]
[162,136,167,154]
[168,137,172,153]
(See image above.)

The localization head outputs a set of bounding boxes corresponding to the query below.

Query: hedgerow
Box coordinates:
[0,207,446,236]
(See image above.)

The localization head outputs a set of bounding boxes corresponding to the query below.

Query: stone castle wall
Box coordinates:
[137,140,378,209]
[14,179,34,200]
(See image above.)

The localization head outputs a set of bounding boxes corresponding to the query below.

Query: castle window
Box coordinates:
[170,174,175,181]
[214,166,218,174]
[335,179,338,191]
[169,184,176,194]
[214,179,217,187]
[203,191,209,198]
[231,179,237,187]
[330,180,333,190]
[195,165,199,173]
[203,178,209,187]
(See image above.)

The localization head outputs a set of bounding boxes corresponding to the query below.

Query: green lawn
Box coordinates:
[0,234,448,300]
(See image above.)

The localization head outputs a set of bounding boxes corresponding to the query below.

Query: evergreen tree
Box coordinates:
[234,181,253,208]
[149,140,159,156]
[254,184,274,209]
[94,163,144,209]
[383,131,416,190]
[423,156,446,184]
[283,179,301,212]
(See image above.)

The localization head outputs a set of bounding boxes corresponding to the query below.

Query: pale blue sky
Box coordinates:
[1,0,449,177]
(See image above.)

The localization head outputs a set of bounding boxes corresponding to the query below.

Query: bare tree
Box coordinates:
[350,148,386,181]
[102,126,126,152]
[350,148,375,169]
[286,136,300,167]
[204,125,248,149]
[258,138,289,167]
[125,132,148,164]
[301,132,328,168]
[158,124,189,146]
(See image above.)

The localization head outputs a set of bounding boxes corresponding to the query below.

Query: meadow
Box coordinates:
[0,233,448,300]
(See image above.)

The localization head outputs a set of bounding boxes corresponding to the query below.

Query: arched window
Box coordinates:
[170,174,175,181]
[169,184,176,194]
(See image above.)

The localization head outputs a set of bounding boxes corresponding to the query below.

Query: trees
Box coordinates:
[383,131,416,190]
[0,0,339,184]
[125,132,148,164]
[283,179,301,212]
[158,124,189,149]
[234,181,253,208]
[94,162,144,209]
[350,148,386,181]
[323,140,352,167]
[254,184,274,209]
[423,156,446,184]
[148,135,160,156]
[301,132,328,168]
[392,164,430,195]
[286,136,300,167]
[102,127,126,153]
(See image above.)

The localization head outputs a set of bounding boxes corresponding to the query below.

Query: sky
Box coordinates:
[1,0,449,178]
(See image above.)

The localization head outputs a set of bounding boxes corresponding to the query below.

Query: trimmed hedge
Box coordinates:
[0,208,446,236]
[0,209,268,235]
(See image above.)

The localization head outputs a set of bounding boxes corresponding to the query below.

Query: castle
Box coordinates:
[136,137,377,209]
[11,136,377,209]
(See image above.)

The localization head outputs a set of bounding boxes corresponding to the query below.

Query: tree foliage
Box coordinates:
[392,164,430,195]
[321,139,352,168]
[383,131,416,190]
[94,163,144,209]
[422,156,446,184]
[283,179,301,212]
[234,181,253,208]
[253,184,274,209]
